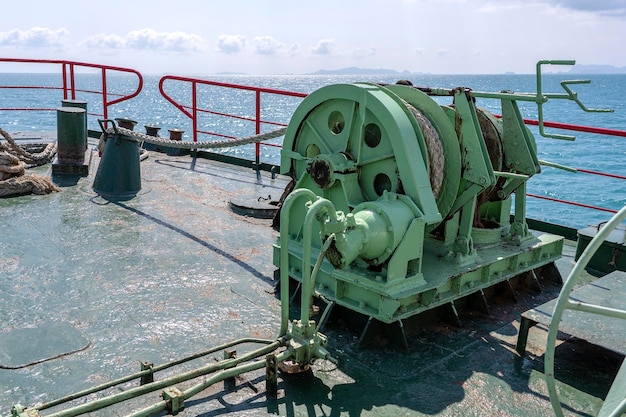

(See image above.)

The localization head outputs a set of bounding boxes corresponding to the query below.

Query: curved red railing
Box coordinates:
[0,58,143,121]
[158,75,307,166]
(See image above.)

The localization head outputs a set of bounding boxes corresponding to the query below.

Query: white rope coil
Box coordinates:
[0,128,60,196]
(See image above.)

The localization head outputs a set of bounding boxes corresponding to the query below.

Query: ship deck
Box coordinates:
[1,140,623,417]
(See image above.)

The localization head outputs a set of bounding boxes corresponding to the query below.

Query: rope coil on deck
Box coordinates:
[0,128,60,197]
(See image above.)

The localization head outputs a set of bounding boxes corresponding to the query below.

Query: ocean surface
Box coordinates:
[1,72,625,229]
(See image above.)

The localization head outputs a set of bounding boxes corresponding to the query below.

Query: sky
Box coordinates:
[1,0,626,75]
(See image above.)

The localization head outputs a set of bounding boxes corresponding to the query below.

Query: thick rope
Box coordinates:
[0,128,60,197]
[0,128,58,166]
[101,126,287,150]
[403,101,445,198]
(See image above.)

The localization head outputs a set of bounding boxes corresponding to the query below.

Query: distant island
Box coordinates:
[311,67,414,76]
[568,64,626,74]
[208,65,626,77]
[312,65,626,76]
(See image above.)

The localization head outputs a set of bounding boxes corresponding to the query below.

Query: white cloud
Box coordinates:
[351,46,376,58]
[126,29,202,51]
[82,29,202,52]
[311,39,335,55]
[253,36,283,55]
[216,34,246,54]
[0,27,69,48]
[82,33,125,49]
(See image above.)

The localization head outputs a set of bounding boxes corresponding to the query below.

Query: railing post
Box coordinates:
[192,81,198,143]
[255,90,262,176]
[102,68,108,121]
[62,63,68,100]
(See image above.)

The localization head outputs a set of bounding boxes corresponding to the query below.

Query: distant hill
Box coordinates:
[568,64,626,74]
[311,67,414,76]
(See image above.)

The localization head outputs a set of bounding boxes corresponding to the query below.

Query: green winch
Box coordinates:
[273,62,610,339]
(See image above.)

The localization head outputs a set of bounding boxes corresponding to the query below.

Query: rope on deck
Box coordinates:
[100,126,288,150]
[0,128,60,197]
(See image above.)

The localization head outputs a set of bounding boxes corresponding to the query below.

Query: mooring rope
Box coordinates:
[0,128,60,197]
[101,126,288,150]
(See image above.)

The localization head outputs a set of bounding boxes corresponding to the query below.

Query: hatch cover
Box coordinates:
[229,194,279,219]
[0,322,90,369]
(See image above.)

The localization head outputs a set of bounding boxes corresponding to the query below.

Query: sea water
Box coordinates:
[0,72,624,228]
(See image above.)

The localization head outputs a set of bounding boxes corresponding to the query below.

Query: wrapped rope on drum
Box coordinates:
[402,101,445,199]
[0,128,60,197]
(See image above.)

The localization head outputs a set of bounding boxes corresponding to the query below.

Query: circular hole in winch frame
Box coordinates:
[364,123,381,148]
[328,111,345,135]
[373,173,392,196]
[306,143,321,157]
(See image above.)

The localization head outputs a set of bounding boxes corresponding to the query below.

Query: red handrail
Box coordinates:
[158,75,307,166]
[0,58,143,121]
[523,118,626,138]
[527,194,618,214]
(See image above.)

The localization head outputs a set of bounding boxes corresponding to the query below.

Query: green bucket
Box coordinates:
[92,121,141,200]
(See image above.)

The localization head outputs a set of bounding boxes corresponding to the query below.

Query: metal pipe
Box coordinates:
[300,198,337,324]
[545,204,626,417]
[125,350,292,417]
[566,300,626,319]
[43,340,284,417]
[278,189,318,336]
[36,338,275,412]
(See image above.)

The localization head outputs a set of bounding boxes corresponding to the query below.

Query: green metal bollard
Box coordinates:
[61,100,88,149]
[56,107,86,165]
[92,121,141,200]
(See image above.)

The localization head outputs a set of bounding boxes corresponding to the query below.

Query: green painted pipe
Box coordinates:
[35,338,275,412]
[279,188,317,336]
[125,350,293,417]
[43,340,283,417]
[544,204,626,417]
[300,198,338,325]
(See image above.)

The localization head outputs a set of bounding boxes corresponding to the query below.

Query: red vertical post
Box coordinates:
[255,90,262,170]
[69,63,76,100]
[101,68,109,121]
[192,81,198,142]
[62,63,68,100]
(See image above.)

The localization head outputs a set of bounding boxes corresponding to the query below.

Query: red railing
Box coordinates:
[158,76,307,166]
[512,117,625,215]
[1,62,623,216]
[0,58,143,121]
[158,76,625,215]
